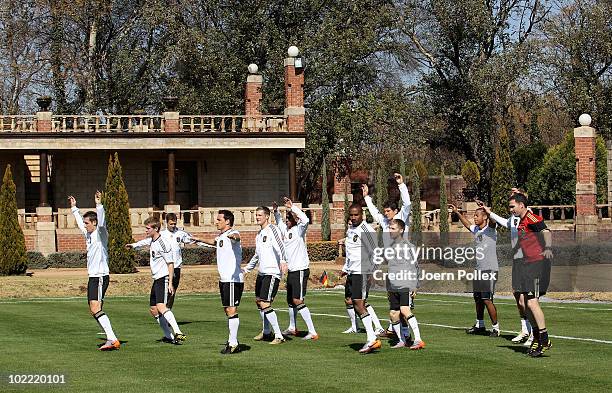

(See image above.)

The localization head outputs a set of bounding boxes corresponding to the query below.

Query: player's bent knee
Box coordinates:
[344,298,353,305]
[89,301,102,314]
[259,301,270,309]
[292,298,304,306]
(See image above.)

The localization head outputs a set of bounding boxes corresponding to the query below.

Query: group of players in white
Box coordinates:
[71,172,553,357]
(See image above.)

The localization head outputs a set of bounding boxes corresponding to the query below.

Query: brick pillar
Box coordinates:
[163,111,180,133]
[245,65,263,132]
[284,47,305,133]
[36,206,56,255]
[574,114,598,232]
[36,111,52,132]
[332,170,352,224]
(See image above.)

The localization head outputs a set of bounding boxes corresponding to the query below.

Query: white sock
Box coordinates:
[387,322,393,332]
[407,315,421,342]
[476,319,485,328]
[228,315,239,347]
[360,313,377,343]
[287,305,296,330]
[525,319,532,333]
[346,306,357,331]
[366,305,383,331]
[392,321,405,344]
[297,305,317,335]
[264,308,283,338]
[96,313,117,341]
[155,315,173,339]
[401,318,411,338]
[492,322,499,330]
[260,309,271,334]
[163,310,183,335]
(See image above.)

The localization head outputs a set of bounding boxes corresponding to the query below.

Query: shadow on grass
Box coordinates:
[498,344,530,354]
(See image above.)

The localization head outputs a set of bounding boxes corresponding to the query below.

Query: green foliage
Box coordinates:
[26,251,48,269]
[321,160,331,241]
[410,167,422,242]
[375,167,388,210]
[414,160,428,184]
[0,165,27,275]
[491,128,516,218]
[439,166,449,234]
[47,252,87,268]
[307,241,340,261]
[461,161,480,188]
[512,141,547,191]
[527,133,608,204]
[103,153,135,273]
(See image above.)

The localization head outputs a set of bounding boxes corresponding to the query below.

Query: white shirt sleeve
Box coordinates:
[274,210,288,236]
[291,205,309,237]
[130,238,152,249]
[398,183,412,221]
[96,204,106,228]
[71,207,87,235]
[489,212,510,229]
[364,196,385,225]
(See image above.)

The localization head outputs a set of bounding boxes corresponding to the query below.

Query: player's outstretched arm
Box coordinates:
[396,173,412,221]
[272,201,288,234]
[475,199,509,228]
[126,238,151,249]
[95,191,106,228]
[69,196,87,234]
[243,254,259,274]
[362,184,385,224]
[450,204,472,230]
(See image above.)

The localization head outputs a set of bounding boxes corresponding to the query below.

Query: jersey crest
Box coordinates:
[353,234,358,242]
[219,239,224,247]
[288,233,293,240]
[263,236,267,242]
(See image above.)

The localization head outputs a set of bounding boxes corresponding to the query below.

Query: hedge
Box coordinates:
[26,241,339,269]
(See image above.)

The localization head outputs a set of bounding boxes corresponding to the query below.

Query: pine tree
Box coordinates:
[492,127,515,224]
[0,165,27,275]
[321,160,331,241]
[103,153,135,273]
[439,166,449,232]
[410,167,422,244]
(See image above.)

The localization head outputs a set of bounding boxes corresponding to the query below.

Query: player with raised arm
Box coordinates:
[160,213,195,309]
[339,203,382,354]
[362,172,412,336]
[193,210,244,354]
[477,187,533,345]
[384,219,425,350]
[273,197,319,340]
[126,218,186,345]
[451,204,500,337]
[242,206,289,345]
[69,191,120,351]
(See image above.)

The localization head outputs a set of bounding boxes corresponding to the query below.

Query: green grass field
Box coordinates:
[2,291,611,393]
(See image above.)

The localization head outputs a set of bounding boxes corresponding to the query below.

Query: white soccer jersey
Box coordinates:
[72,204,109,278]
[244,224,287,278]
[470,224,499,271]
[130,235,177,280]
[216,228,243,283]
[342,221,377,274]
[161,227,194,268]
[364,182,411,245]
[489,212,523,259]
[274,205,310,272]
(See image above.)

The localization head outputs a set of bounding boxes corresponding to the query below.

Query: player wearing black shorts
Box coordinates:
[508,193,553,357]
[243,206,289,345]
[273,197,318,340]
[70,191,120,351]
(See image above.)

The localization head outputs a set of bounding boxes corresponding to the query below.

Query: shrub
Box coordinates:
[321,160,331,241]
[103,153,136,273]
[26,251,48,269]
[461,160,480,188]
[47,252,87,268]
[307,241,339,261]
[0,165,27,275]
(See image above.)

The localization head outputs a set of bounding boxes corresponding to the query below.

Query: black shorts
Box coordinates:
[149,276,170,306]
[345,274,369,301]
[172,267,181,290]
[286,269,310,302]
[219,281,244,307]
[473,270,497,301]
[511,259,522,292]
[520,259,551,298]
[87,276,109,302]
[255,275,280,302]
[388,291,411,310]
